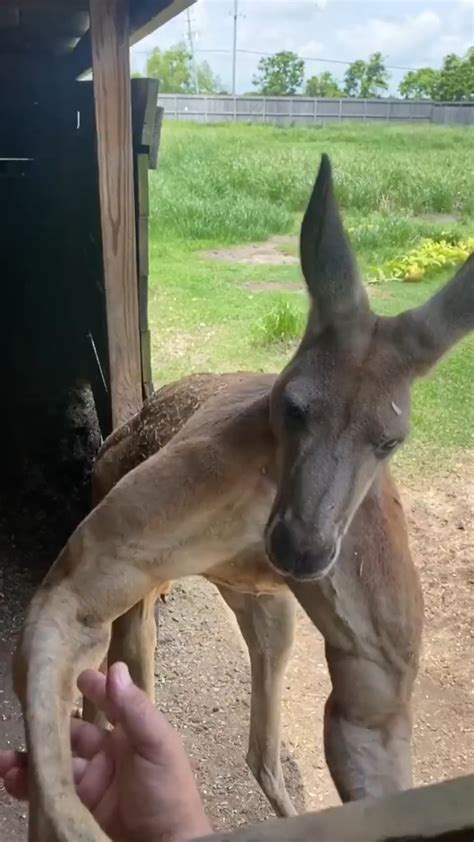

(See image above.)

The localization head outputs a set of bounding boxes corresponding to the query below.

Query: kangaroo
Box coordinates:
[13,154,473,841]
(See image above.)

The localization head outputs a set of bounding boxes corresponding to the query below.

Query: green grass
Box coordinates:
[252,300,305,346]
[150,122,473,244]
[147,122,473,473]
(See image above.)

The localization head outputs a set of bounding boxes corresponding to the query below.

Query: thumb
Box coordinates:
[106,662,176,762]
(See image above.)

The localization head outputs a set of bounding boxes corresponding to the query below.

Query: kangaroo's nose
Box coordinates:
[265,515,339,580]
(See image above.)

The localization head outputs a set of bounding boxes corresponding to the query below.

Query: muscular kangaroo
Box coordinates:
[13,154,473,841]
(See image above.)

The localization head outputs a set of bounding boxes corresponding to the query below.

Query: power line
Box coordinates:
[203,49,416,73]
[132,47,417,73]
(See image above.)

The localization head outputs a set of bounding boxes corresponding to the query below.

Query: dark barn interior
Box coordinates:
[0,0,187,581]
[0,6,193,835]
[1,76,160,568]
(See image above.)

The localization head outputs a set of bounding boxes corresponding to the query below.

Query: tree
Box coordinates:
[399,67,439,99]
[146,43,192,93]
[399,48,474,101]
[305,71,345,97]
[252,51,305,96]
[344,52,390,97]
[435,48,474,101]
[364,52,390,97]
[344,59,365,97]
[146,44,226,95]
[196,60,227,95]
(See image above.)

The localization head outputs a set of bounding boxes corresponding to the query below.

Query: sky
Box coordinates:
[132,0,474,94]
[131,0,474,95]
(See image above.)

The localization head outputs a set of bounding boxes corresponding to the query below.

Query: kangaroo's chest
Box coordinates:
[168,468,281,591]
[203,481,288,594]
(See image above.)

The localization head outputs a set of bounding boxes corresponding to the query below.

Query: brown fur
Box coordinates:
[12,155,473,841]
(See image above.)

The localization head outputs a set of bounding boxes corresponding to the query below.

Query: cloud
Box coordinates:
[423,32,473,63]
[336,10,442,60]
[299,39,325,59]
[131,1,470,94]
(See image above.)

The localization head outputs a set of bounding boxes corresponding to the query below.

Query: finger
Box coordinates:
[106,662,177,762]
[3,768,28,801]
[76,750,114,812]
[78,670,117,725]
[0,750,27,777]
[4,720,110,771]
[70,718,110,760]
[2,757,96,803]
[77,670,106,709]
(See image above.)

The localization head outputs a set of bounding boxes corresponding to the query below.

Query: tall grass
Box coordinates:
[149,122,474,244]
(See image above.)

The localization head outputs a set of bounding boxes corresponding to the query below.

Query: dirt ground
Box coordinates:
[200,237,298,267]
[1,465,472,838]
[198,238,401,300]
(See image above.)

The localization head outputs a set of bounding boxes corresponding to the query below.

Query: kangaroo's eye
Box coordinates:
[284,397,307,426]
[375,438,400,458]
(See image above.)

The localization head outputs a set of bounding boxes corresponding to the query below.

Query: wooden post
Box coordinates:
[130,77,161,401]
[89,0,142,427]
[136,152,153,399]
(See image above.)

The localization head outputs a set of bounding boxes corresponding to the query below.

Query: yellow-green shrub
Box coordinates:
[370,237,474,283]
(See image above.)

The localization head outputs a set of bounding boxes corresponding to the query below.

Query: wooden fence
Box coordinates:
[200,775,474,842]
[157,94,474,126]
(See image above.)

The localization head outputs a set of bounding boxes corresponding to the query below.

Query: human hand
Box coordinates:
[0,662,212,842]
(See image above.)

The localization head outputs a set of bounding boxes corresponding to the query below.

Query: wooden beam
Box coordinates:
[89,0,141,427]
[5,1,88,7]
[135,152,153,399]
[148,105,164,170]
[199,776,474,842]
[130,79,161,400]
[131,77,159,148]
[0,7,19,27]
[128,0,196,47]
[67,0,196,80]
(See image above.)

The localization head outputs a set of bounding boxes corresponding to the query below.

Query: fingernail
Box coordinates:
[113,662,132,690]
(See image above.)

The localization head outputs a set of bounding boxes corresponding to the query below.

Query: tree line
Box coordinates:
[136,43,474,101]
[133,44,227,94]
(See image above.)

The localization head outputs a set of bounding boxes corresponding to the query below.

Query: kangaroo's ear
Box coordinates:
[300,154,369,326]
[394,253,474,376]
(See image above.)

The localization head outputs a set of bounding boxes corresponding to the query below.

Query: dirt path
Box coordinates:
[1,468,473,837]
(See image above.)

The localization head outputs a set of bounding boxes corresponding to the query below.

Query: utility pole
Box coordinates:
[232,0,238,96]
[186,8,199,94]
